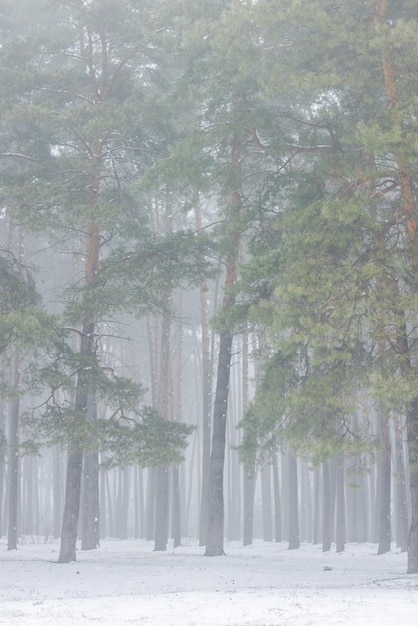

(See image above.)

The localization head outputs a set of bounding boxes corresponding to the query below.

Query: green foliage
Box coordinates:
[98,407,194,469]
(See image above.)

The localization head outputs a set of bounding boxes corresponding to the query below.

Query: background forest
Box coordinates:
[1,0,418,574]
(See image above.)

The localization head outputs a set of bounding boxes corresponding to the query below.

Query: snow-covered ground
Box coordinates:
[0,538,417,625]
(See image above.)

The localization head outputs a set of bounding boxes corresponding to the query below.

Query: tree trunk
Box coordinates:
[172,465,181,547]
[7,396,20,551]
[243,472,256,546]
[53,445,63,539]
[261,464,273,542]
[406,399,418,572]
[272,453,282,542]
[58,449,83,562]
[288,453,300,550]
[205,128,241,555]
[322,460,332,552]
[377,414,391,555]
[81,395,100,550]
[205,329,233,556]
[312,467,321,544]
[58,321,95,563]
[194,199,213,548]
[376,0,418,573]
[335,454,346,553]
[394,414,408,552]
[154,466,169,551]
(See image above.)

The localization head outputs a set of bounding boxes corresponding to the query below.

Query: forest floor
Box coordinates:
[0,537,417,625]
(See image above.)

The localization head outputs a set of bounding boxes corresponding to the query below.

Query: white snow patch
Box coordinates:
[0,538,417,625]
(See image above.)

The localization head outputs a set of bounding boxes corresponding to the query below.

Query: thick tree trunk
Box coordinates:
[205,129,241,555]
[406,399,418,573]
[376,0,418,573]
[58,321,95,563]
[81,396,100,550]
[58,450,83,562]
[205,330,233,556]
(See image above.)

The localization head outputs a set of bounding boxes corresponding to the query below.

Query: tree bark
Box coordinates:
[322,460,332,552]
[377,414,391,555]
[335,454,346,553]
[261,464,273,542]
[205,329,233,556]
[243,472,256,546]
[272,452,282,542]
[58,320,96,563]
[288,453,300,550]
[7,395,20,551]
[81,396,100,550]
[376,0,418,573]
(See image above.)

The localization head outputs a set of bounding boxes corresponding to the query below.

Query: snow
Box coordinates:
[0,538,417,625]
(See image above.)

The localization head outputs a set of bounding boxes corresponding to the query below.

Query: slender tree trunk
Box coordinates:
[288,453,300,550]
[172,465,181,547]
[243,472,256,546]
[312,467,321,544]
[272,452,282,542]
[154,467,169,550]
[154,312,171,552]
[146,468,156,540]
[7,395,20,551]
[0,401,5,538]
[394,414,408,552]
[261,464,273,542]
[322,461,332,552]
[377,414,391,555]
[53,446,62,539]
[335,454,346,553]
[194,199,213,548]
